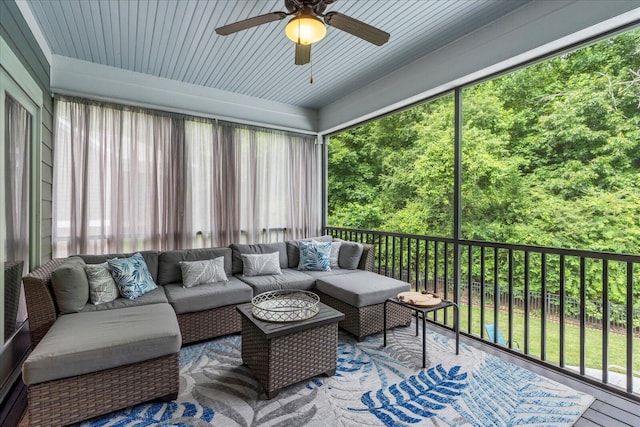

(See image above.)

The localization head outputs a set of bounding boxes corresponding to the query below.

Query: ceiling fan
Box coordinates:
[215,0,390,66]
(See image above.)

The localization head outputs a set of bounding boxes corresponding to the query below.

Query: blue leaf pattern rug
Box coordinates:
[78,322,593,426]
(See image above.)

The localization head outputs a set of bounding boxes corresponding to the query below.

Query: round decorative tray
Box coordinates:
[251,290,320,322]
[397,291,442,307]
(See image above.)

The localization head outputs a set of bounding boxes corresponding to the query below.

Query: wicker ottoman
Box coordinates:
[236,302,344,398]
[315,270,413,340]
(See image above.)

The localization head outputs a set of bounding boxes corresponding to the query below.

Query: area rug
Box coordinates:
[78,323,593,426]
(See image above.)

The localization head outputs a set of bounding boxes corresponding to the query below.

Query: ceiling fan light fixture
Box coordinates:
[285,14,326,45]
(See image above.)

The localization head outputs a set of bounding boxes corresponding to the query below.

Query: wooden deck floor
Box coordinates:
[430,322,640,427]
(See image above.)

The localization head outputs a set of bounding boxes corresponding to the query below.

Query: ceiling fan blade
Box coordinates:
[295,43,311,65]
[324,12,390,46]
[215,12,287,35]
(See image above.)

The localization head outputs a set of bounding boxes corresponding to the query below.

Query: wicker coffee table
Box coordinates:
[236,301,344,399]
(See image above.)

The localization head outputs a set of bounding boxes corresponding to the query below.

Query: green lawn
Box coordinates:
[429,303,640,375]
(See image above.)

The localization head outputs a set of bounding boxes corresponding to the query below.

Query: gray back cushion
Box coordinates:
[51,256,89,314]
[338,241,364,270]
[285,235,333,268]
[78,251,160,283]
[230,242,288,274]
[158,247,232,286]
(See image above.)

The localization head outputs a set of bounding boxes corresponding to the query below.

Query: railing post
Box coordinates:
[400,237,405,283]
[580,257,586,376]
[508,249,514,350]
[415,239,420,292]
[602,260,609,385]
[392,237,397,279]
[468,245,473,333]
[445,242,450,321]
[559,254,566,368]
[453,87,462,332]
[434,241,439,322]
[541,253,547,361]
[376,232,382,274]
[434,241,439,295]
[626,262,634,393]
[425,240,430,292]
[321,135,328,232]
[524,251,530,354]
[480,246,486,339]
[493,247,499,344]
[385,235,389,277]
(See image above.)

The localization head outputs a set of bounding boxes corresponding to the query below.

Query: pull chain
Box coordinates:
[310,57,314,84]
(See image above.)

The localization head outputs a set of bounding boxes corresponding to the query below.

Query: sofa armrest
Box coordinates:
[23,258,65,348]
[358,244,374,272]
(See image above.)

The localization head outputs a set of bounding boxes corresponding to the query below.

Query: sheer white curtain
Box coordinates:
[4,95,31,330]
[53,97,321,256]
[232,123,320,243]
[185,121,320,246]
[183,120,240,248]
[4,96,30,266]
[286,132,321,239]
[53,98,185,257]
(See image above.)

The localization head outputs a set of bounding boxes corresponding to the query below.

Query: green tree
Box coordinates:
[327,28,640,305]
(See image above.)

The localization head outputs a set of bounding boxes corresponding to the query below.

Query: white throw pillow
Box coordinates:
[180,257,228,288]
[330,241,341,269]
[241,252,282,276]
[84,263,119,305]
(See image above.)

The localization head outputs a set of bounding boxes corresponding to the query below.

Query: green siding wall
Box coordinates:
[0,0,53,265]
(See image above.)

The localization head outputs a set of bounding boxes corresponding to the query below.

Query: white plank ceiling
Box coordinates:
[27,0,529,109]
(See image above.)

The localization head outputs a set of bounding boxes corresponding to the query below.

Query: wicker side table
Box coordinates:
[236,302,344,399]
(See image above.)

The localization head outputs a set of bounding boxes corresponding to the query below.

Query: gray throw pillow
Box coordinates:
[338,242,364,270]
[180,257,228,288]
[330,241,341,269]
[84,263,119,305]
[241,252,282,276]
[51,257,90,314]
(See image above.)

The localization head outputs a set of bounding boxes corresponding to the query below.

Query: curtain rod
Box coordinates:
[52,89,319,137]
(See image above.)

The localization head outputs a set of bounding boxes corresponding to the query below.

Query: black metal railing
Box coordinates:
[326,226,640,400]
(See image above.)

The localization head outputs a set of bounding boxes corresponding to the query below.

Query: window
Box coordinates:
[53,98,320,257]
[1,35,43,342]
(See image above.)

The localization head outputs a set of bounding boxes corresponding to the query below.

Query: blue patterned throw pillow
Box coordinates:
[107,253,158,300]
[298,240,332,271]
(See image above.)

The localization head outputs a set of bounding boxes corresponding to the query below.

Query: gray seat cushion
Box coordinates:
[22,303,181,385]
[164,276,253,314]
[157,247,233,286]
[230,242,288,274]
[80,286,168,313]
[301,268,360,279]
[316,270,410,307]
[79,251,160,283]
[237,268,315,294]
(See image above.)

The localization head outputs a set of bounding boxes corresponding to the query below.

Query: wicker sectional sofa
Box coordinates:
[21,237,412,426]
